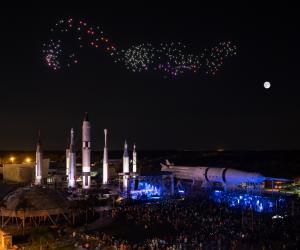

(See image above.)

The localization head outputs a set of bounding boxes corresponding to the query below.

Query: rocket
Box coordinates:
[82,112,91,189]
[123,140,129,189]
[66,138,70,177]
[123,140,129,173]
[35,131,43,185]
[68,128,76,188]
[102,129,108,184]
[160,161,281,185]
[132,143,137,173]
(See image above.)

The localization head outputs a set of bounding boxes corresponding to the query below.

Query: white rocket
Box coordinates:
[160,161,285,185]
[123,141,129,188]
[35,131,43,185]
[82,112,91,189]
[123,141,129,173]
[66,140,70,177]
[102,129,108,184]
[68,128,76,188]
[132,143,137,173]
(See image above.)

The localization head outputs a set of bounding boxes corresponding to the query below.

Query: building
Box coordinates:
[0,186,71,228]
[0,229,12,250]
[3,159,49,184]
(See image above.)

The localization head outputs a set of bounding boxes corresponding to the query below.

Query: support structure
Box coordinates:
[102,129,108,184]
[82,113,91,189]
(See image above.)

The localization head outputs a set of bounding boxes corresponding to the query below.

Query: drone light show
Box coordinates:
[43,18,237,77]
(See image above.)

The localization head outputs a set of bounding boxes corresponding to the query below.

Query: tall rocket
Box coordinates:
[68,128,76,188]
[35,131,43,185]
[82,112,91,189]
[123,141,129,189]
[123,141,129,173]
[102,129,108,184]
[132,143,137,173]
[66,138,70,177]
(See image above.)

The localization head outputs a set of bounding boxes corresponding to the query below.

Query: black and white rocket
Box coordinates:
[82,113,91,189]
[102,129,108,184]
[35,131,43,185]
[68,128,76,188]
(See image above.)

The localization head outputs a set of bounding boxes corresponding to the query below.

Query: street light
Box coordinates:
[10,156,15,164]
[25,157,31,163]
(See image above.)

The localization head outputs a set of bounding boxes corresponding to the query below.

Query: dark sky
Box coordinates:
[0,6,299,150]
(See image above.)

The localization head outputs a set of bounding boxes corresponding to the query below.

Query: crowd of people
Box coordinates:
[68,194,299,249]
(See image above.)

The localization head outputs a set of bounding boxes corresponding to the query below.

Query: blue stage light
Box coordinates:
[211,190,285,213]
[130,181,161,200]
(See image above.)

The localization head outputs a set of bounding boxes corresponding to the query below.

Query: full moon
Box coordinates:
[264,81,271,89]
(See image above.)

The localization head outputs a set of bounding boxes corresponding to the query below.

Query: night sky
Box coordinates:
[0,6,299,150]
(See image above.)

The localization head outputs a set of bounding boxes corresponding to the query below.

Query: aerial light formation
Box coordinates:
[43,18,237,77]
